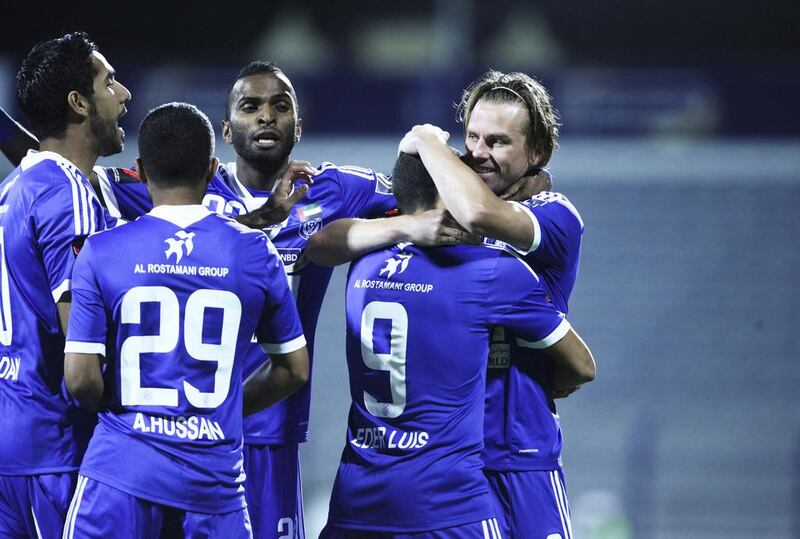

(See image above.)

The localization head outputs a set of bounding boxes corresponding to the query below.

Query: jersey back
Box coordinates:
[0,151,113,474]
[104,162,396,445]
[327,243,571,532]
[65,206,304,513]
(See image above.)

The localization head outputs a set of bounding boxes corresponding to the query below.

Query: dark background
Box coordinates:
[1,2,798,537]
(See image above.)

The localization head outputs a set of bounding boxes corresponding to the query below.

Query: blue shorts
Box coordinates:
[243,442,304,539]
[63,476,252,538]
[0,472,76,539]
[319,519,504,539]
[485,469,572,539]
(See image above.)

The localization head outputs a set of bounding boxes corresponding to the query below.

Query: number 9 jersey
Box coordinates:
[65,205,306,514]
[327,243,571,533]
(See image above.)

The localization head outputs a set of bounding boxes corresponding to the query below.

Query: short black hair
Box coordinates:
[392,152,440,215]
[16,31,97,140]
[138,102,214,187]
[225,60,298,120]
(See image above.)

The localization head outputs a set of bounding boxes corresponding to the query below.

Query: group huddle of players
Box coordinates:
[0,31,595,539]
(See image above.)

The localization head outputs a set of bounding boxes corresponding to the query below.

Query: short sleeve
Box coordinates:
[484,250,571,348]
[510,192,583,269]
[65,239,108,355]
[255,236,306,354]
[329,164,397,218]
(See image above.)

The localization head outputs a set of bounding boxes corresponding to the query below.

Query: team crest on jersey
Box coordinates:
[299,218,322,240]
[379,253,412,279]
[164,231,195,263]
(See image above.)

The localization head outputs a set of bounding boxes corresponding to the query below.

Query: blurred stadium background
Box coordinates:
[1,1,798,537]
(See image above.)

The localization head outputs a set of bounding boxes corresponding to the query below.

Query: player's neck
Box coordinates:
[39,129,98,178]
[234,157,287,192]
[149,186,206,207]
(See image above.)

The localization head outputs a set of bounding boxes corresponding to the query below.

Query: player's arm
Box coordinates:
[540,328,596,390]
[0,105,39,166]
[64,352,104,411]
[242,347,310,416]
[306,210,479,267]
[399,124,544,251]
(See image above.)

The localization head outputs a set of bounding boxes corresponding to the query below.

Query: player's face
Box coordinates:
[224,72,300,172]
[464,99,535,194]
[87,51,131,157]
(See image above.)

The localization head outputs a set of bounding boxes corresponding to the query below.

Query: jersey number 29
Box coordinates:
[120,286,241,409]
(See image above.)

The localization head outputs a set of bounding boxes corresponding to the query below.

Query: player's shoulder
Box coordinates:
[96,166,142,185]
[516,190,583,227]
[17,151,85,192]
[315,162,392,193]
[483,242,542,283]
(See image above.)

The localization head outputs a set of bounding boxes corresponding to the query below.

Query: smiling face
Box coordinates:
[223,71,301,174]
[464,98,536,194]
[87,51,131,157]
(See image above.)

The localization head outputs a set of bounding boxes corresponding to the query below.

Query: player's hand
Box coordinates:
[238,160,317,230]
[405,209,482,246]
[553,385,581,399]
[500,169,553,201]
[398,124,450,156]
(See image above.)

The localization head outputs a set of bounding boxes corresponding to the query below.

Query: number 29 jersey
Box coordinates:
[328,243,571,532]
[65,205,305,514]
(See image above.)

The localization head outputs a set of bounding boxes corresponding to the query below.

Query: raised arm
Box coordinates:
[305,210,480,267]
[400,124,542,252]
[243,347,310,416]
[0,105,39,166]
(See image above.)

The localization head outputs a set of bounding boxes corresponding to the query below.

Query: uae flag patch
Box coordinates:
[296,203,322,222]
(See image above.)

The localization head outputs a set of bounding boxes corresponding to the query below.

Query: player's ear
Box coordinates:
[221,120,232,144]
[205,157,219,187]
[134,158,148,184]
[527,146,543,169]
[67,90,91,120]
[294,118,302,144]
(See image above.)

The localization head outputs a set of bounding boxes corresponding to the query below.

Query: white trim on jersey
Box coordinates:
[93,167,122,219]
[63,475,89,539]
[58,162,98,236]
[51,279,71,303]
[148,204,212,228]
[550,470,573,539]
[260,334,307,355]
[64,341,106,356]
[509,200,542,255]
[482,518,503,538]
[516,318,572,349]
[31,507,43,539]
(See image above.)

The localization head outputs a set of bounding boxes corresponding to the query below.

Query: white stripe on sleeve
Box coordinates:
[259,334,307,355]
[516,318,572,349]
[509,200,541,254]
[64,341,106,356]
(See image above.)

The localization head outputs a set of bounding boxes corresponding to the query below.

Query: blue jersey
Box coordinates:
[327,242,571,532]
[0,150,115,475]
[64,205,305,514]
[107,162,396,444]
[483,192,584,471]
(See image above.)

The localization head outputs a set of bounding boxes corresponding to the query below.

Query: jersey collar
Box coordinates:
[148,205,212,228]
